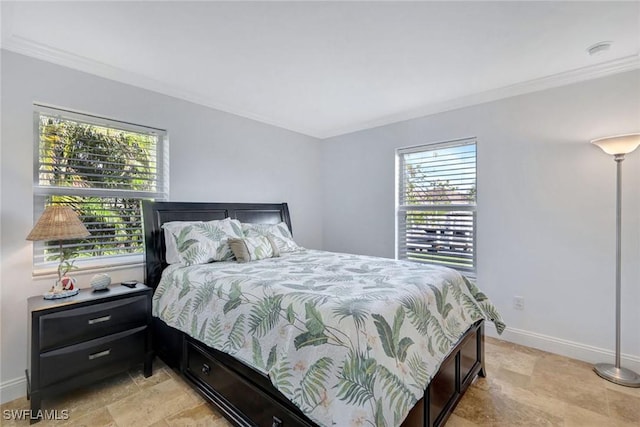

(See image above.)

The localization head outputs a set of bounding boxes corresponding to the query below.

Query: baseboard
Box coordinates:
[0,376,26,405]
[3,326,639,404]
[486,324,640,374]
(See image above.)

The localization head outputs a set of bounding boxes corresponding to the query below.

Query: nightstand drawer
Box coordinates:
[39,295,148,351]
[39,326,147,387]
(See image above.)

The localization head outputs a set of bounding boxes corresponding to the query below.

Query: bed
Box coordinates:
[142,201,504,427]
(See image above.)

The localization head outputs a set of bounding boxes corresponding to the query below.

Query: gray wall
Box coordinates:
[0,50,323,401]
[2,48,639,403]
[321,70,640,368]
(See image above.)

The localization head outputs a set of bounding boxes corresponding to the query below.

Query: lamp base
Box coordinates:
[43,288,80,300]
[594,363,640,387]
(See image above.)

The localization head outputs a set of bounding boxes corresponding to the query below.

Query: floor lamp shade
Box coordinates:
[591,133,640,156]
[590,133,640,388]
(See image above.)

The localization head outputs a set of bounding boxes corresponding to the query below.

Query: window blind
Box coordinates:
[397,138,476,272]
[33,105,168,272]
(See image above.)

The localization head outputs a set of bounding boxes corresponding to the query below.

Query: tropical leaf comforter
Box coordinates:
[153,249,505,427]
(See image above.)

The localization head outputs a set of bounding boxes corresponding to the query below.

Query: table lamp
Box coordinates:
[26,205,91,299]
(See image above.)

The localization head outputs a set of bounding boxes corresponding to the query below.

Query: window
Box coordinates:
[33,105,168,273]
[396,138,476,273]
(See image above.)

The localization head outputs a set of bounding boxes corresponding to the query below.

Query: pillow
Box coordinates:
[228,236,280,263]
[241,222,303,253]
[162,221,201,265]
[162,218,243,265]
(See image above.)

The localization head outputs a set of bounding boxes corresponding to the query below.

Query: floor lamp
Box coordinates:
[591,133,640,388]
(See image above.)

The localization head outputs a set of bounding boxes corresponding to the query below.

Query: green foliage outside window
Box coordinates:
[38,115,159,261]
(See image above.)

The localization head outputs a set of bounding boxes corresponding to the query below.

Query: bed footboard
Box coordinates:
[419,320,484,427]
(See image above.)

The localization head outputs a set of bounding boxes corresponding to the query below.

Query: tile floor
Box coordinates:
[2,337,638,426]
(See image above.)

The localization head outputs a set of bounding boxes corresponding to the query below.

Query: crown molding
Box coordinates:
[320,54,640,139]
[1,34,321,138]
[2,33,638,140]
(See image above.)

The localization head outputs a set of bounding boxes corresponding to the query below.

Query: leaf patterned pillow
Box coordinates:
[162,220,201,264]
[241,222,303,253]
[228,236,280,263]
[162,218,243,265]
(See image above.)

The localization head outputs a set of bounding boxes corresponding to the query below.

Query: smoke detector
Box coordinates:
[587,41,612,56]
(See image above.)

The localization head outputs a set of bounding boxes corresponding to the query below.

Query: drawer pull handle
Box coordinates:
[89,349,111,360]
[201,363,211,376]
[272,416,283,427]
[88,315,111,325]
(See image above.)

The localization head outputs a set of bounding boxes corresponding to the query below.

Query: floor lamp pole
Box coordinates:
[615,155,622,369]
[593,152,640,387]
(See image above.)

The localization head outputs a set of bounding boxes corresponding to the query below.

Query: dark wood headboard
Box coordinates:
[142,201,291,290]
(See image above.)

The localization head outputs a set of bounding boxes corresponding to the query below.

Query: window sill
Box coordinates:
[32,254,144,279]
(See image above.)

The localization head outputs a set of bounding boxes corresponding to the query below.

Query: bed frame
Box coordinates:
[142,200,485,427]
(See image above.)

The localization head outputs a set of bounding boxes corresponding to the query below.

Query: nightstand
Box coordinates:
[26,284,152,423]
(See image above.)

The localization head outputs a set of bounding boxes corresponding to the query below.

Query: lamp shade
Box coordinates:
[26,206,91,241]
[591,133,640,156]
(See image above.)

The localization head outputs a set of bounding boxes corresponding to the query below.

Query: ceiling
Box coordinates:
[2,1,639,139]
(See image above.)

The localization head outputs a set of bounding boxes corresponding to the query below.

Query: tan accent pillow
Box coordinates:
[228,235,280,263]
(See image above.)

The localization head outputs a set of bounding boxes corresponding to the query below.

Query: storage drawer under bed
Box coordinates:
[185,339,313,427]
[180,321,483,427]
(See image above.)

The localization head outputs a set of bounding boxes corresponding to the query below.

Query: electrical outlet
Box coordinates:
[513,296,525,310]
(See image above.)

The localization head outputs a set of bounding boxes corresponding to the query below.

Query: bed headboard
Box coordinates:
[142,201,292,290]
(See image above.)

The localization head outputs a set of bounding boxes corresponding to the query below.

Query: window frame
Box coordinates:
[32,104,169,276]
[395,137,477,275]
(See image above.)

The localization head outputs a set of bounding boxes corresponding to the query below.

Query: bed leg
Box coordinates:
[144,352,153,378]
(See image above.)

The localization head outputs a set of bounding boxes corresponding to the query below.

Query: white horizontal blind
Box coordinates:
[397,138,476,272]
[33,105,168,271]
[33,197,146,266]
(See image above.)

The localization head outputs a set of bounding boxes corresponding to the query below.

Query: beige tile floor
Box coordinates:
[2,337,638,426]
